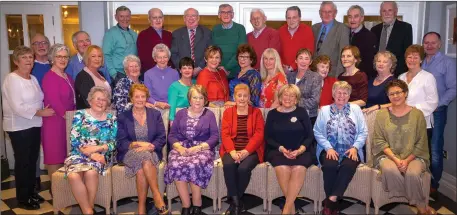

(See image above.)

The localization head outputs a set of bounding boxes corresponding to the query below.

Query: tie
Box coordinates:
[350,31,355,44]
[316,25,326,53]
[379,24,389,51]
[190,29,196,61]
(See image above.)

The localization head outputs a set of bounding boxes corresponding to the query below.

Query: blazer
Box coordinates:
[75,69,108,110]
[312,20,350,78]
[116,107,166,162]
[220,106,265,162]
[371,19,412,77]
[171,25,212,70]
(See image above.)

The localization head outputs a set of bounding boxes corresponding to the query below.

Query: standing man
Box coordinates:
[422,32,456,197]
[312,1,349,77]
[279,6,314,71]
[171,8,212,76]
[65,31,111,83]
[347,5,377,80]
[137,8,172,75]
[371,1,412,77]
[247,8,281,70]
[212,4,247,80]
[31,33,51,87]
[102,5,138,85]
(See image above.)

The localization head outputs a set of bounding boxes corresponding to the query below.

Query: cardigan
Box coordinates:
[137,27,173,72]
[278,23,315,70]
[338,71,368,103]
[247,27,281,69]
[102,25,138,78]
[286,70,322,117]
[212,22,247,79]
[116,107,166,162]
[220,106,265,162]
[168,108,219,150]
[65,54,111,84]
[74,69,109,110]
[168,80,195,121]
[350,26,378,80]
[319,76,337,107]
[196,68,229,102]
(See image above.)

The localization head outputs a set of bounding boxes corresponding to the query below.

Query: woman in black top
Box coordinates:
[264,84,314,215]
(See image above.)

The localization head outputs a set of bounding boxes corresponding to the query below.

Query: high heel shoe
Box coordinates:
[156,205,168,215]
[190,206,202,215]
[181,207,191,215]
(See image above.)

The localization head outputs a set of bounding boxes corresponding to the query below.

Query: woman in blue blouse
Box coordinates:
[363,51,396,113]
[225,44,261,107]
[168,57,196,125]
[313,81,368,215]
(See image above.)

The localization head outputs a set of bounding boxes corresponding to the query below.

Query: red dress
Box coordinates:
[260,72,287,108]
[196,67,229,103]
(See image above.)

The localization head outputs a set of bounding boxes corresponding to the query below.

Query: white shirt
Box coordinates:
[399,69,439,128]
[2,73,44,131]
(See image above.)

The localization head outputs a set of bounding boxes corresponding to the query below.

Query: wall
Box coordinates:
[78,1,108,46]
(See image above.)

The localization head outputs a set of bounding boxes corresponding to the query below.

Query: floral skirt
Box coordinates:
[123,150,160,178]
[64,155,109,177]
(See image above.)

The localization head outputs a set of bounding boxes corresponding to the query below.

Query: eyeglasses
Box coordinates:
[219,11,233,15]
[94,97,108,103]
[55,55,69,60]
[388,91,404,97]
[191,96,204,101]
[32,41,49,46]
[238,55,250,60]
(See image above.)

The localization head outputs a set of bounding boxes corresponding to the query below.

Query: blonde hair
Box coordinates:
[129,84,150,101]
[373,50,397,74]
[260,48,285,81]
[187,84,208,106]
[332,81,352,97]
[83,45,104,66]
[233,83,251,104]
[277,84,301,106]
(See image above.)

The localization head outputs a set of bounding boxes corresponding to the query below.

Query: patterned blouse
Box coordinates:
[229,69,262,107]
[260,72,287,108]
[113,77,143,114]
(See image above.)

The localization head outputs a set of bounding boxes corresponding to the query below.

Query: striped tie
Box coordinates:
[190,29,195,61]
[316,25,326,53]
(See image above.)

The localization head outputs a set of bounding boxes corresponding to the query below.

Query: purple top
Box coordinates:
[144,65,180,104]
[168,108,219,149]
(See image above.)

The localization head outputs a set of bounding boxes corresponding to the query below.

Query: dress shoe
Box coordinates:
[181,207,191,215]
[225,196,243,215]
[190,205,202,215]
[30,193,45,203]
[18,198,40,210]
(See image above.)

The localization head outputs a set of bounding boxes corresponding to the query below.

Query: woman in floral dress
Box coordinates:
[259,48,287,108]
[164,85,219,215]
[64,86,117,215]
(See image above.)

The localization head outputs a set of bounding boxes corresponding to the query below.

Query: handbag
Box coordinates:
[1,139,10,181]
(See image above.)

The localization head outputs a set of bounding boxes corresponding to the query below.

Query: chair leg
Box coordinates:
[105,206,110,215]
[54,209,59,215]
[365,202,369,214]
[314,200,318,214]
[113,200,117,214]
[267,200,272,213]
[318,200,322,213]
[218,197,222,212]
[168,198,172,212]
[375,207,380,215]
[263,198,267,212]
[212,198,217,213]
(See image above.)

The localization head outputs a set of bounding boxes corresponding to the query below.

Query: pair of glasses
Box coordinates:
[388,91,404,97]
[32,41,49,46]
[55,55,69,60]
[238,55,250,60]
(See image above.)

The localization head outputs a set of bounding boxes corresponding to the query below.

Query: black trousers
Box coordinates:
[319,151,359,199]
[7,127,41,202]
[222,153,259,198]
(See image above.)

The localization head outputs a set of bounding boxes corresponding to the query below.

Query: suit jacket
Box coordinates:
[312,20,349,77]
[371,19,412,77]
[171,25,212,70]
[116,107,166,162]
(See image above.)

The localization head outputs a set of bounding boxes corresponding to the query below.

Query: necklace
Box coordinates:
[279,106,296,113]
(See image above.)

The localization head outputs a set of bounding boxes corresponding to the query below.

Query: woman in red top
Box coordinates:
[196,45,229,107]
[312,55,337,107]
[259,48,287,108]
[337,45,368,107]
[220,83,265,215]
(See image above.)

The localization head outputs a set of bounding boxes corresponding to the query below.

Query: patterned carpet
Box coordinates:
[1,170,456,214]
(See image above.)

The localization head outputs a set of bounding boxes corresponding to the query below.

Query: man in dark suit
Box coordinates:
[371,1,412,77]
[312,1,349,77]
[347,5,377,80]
[171,8,212,77]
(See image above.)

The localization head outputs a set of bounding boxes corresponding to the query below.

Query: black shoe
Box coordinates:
[18,198,40,210]
[190,206,202,215]
[226,196,243,215]
[30,193,45,203]
[181,207,191,215]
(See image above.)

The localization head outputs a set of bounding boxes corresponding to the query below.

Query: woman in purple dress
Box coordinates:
[164,85,219,215]
[42,44,76,187]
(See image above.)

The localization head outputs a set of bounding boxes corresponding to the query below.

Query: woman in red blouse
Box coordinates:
[259,48,287,108]
[312,55,337,108]
[220,83,265,215]
[337,45,368,107]
[196,45,229,107]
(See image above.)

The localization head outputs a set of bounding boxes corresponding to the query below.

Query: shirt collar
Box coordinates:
[383,20,395,27]
[117,23,130,31]
[222,21,234,29]
[77,53,83,63]
[323,20,334,28]
[34,59,49,65]
[188,27,197,33]
[352,24,363,33]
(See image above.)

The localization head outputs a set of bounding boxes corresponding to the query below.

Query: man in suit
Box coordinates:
[371,1,412,77]
[137,8,173,76]
[171,8,212,77]
[247,8,281,70]
[312,1,349,77]
[347,5,377,80]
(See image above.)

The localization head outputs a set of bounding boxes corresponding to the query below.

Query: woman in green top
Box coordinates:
[168,57,195,125]
[372,79,435,215]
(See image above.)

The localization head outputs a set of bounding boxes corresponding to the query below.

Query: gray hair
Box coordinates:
[116,6,131,14]
[321,1,338,12]
[250,8,266,17]
[381,1,398,11]
[48,44,70,64]
[87,86,112,107]
[218,4,233,13]
[152,43,171,59]
[348,5,365,17]
[286,6,301,18]
[332,81,352,97]
[184,8,199,16]
[123,54,141,70]
[71,31,90,45]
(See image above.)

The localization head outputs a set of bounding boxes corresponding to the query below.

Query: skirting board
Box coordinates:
[438,172,457,202]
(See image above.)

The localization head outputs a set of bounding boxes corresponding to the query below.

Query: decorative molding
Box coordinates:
[438,172,457,202]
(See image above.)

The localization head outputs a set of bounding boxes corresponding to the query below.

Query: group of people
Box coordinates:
[1,1,455,215]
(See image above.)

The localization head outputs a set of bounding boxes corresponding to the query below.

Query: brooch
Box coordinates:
[290,117,297,123]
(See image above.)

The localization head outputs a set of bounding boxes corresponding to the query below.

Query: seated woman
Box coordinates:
[363,50,397,113]
[116,84,168,214]
[220,83,265,215]
[64,86,116,214]
[259,48,287,108]
[313,81,368,215]
[168,57,196,125]
[265,84,314,214]
[75,45,111,109]
[226,44,262,107]
[337,45,368,107]
[312,55,337,108]
[196,45,229,108]
[164,85,219,215]
[371,79,435,215]
[286,48,322,124]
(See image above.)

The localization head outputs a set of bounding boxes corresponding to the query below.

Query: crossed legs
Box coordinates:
[67,170,99,214]
[135,160,166,214]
